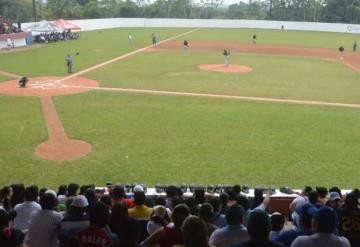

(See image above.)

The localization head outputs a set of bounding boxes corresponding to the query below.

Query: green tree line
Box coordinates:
[1,0,360,24]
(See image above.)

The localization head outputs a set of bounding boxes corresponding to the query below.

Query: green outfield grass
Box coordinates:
[0,28,190,76]
[183,28,360,50]
[1,91,359,188]
[87,50,360,104]
[0,75,10,82]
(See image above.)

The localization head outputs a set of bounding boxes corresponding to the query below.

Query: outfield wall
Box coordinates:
[22,18,360,34]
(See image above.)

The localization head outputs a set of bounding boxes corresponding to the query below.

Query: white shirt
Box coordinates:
[26,209,63,247]
[209,224,249,247]
[291,233,351,247]
[13,201,41,231]
[6,38,12,47]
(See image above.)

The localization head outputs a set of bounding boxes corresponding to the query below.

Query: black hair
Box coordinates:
[308,191,319,205]
[209,197,221,212]
[10,183,25,208]
[316,187,328,199]
[84,188,96,207]
[40,193,57,210]
[251,188,264,209]
[172,204,190,229]
[89,202,109,228]
[112,185,125,199]
[67,183,79,197]
[226,204,244,225]
[25,185,39,202]
[166,186,178,198]
[236,195,249,211]
[232,185,241,195]
[134,192,146,205]
[57,184,67,196]
[345,192,358,210]
[154,196,166,206]
[270,213,285,231]
[194,187,206,205]
[303,186,313,196]
[199,203,214,223]
[100,195,112,208]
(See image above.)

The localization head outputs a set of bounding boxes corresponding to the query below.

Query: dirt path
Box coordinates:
[35,96,91,161]
[149,40,360,73]
[0,69,21,79]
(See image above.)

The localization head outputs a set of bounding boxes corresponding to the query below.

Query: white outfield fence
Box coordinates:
[22,18,360,34]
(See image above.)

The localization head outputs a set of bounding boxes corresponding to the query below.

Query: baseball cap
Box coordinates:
[296,203,318,225]
[133,184,144,193]
[71,195,89,208]
[314,206,339,232]
[153,205,167,218]
[329,192,341,201]
[45,189,57,197]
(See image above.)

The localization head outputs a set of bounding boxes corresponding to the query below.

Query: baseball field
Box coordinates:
[0,27,359,188]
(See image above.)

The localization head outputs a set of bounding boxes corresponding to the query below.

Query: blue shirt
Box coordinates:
[274,227,313,247]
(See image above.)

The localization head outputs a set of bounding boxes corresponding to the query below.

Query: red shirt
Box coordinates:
[77,226,113,247]
[158,226,183,247]
[112,198,134,208]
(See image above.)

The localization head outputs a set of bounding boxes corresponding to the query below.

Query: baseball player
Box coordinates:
[66,54,73,73]
[338,46,345,60]
[223,49,230,67]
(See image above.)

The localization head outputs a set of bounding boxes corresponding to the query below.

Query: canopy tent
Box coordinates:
[53,19,81,31]
[24,20,64,34]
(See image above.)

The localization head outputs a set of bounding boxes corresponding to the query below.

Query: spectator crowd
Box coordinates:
[0,183,359,247]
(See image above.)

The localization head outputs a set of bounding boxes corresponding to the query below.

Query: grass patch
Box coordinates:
[87,51,360,104]
[183,28,360,50]
[0,28,190,77]
[0,91,354,188]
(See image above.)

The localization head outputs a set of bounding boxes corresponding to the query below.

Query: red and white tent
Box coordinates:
[53,19,81,31]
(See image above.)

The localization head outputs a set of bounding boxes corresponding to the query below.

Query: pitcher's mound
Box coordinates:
[36,139,92,161]
[199,64,253,73]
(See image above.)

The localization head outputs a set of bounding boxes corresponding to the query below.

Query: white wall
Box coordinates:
[0,38,27,49]
[22,18,360,34]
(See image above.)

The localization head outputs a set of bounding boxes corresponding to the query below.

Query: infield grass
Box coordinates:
[87,50,360,104]
[183,28,360,51]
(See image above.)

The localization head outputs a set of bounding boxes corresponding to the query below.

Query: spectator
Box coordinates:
[209,197,227,228]
[165,185,178,210]
[13,185,41,231]
[58,183,79,205]
[128,192,152,220]
[219,193,229,215]
[291,206,350,247]
[143,203,190,247]
[108,202,139,245]
[57,184,67,197]
[0,186,12,212]
[199,203,218,237]
[111,185,134,208]
[274,203,315,247]
[329,187,342,198]
[181,215,210,247]
[308,191,319,207]
[147,205,169,235]
[338,192,360,247]
[10,183,25,208]
[209,204,249,247]
[289,186,312,226]
[76,202,118,247]
[26,192,63,247]
[194,186,206,205]
[326,191,342,210]
[0,209,26,247]
[234,210,285,247]
[269,212,285,240]
[59,195,90,245]
[316,187,328,205]
[250,189,264,210]
[84,188,96,207]
[100,194,112,209]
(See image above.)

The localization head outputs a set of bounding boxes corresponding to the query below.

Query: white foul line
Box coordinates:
[60,28,200,82]
[68,85,360,109]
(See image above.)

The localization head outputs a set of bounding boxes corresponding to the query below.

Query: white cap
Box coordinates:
[71,195,89,208]
[133,184,144,192]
